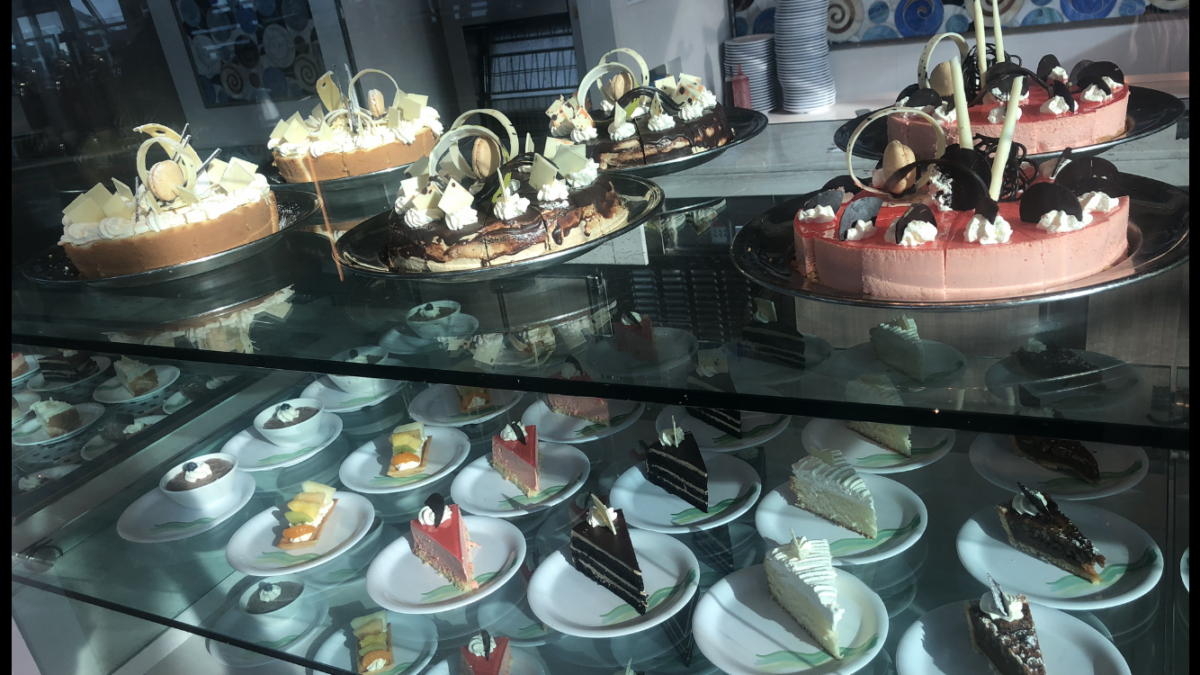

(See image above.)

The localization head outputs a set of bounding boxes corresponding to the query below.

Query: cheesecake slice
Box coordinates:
[491,422,540,496]
[114,356,159,396]
[869,315,928,381]
[570,495,648,614]
[411,494,479,590]
[844,374,912,456]
[646,421,708,512]
[31,399,81,438]
[996,483,1106,583]
[790,448,877,539]
[1010,436,1100,483]
[764,534,843,659]
[350,611,393,675]
[388,421,431,477]
[964,576,1047,675]
[459,631,512,675]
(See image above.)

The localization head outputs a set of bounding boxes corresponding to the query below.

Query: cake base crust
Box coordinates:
[273,128,437,182]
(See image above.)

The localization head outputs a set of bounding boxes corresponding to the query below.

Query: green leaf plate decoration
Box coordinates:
[1037,460,1143,493]
[152,517,215,533]
[830,514,921,557]
[857,436,948,467]
[576,409,637,437]
[1046,547,1157,595]
[599,568,697,625]
[671,485,759,525]
[754,634,878,671]
[370,473,430,487]
[419,555,517,603]
[499,484,567,510]
[257,445,319,466]
[254,550,322,567]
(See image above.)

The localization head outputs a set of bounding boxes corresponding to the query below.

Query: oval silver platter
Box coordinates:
[334,173,664,283]
[730,173,1189,311]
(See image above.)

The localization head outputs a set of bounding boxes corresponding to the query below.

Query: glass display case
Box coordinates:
[11,1,1189,675]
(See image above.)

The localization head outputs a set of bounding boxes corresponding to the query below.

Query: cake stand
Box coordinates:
[833,86,1185,163]
[729,173,1189,310]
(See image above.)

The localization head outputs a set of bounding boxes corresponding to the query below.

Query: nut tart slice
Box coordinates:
[411,493,479,590]
[996,483,1106,583]
[279,481,338,550]
[388,421,431,478]
[964,576,1047,675]
[459,630,512,675]
[1010,435,1101,484]
[350,611,393,675]
[491,422,540,497]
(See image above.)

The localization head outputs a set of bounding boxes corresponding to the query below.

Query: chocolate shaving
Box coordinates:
[839,197,883,241]
[803,189,844,214]
[425,493,446,527]
[1069,59,1094,87]
[1051,80,1076,112]
[942,145,992,185]
[903,87,943,109]
[1055,156,1125,197]
[1076,61,1124,93]
[987,574,1007,611]
[1036,54,1062,82]
[1051,147,1074,180]
[821,175,862,195]
[892,203,935,244]
[508,422,526,444]
[1017,481,1051,516]
[1019,182,1082,223]
[481,629,493,660]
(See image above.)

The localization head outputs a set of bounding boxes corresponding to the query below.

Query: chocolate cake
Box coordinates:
[38,349,98,383]
[740,298,806,369]
[996,483,1106,583]
[685,350,741,439]
[570,496,648,614]
[1011,436,1100,483]
[586,93,732,170]
[646,423,708,512]
[964,577,1047,675]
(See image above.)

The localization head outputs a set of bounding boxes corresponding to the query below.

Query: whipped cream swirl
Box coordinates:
[844,220,876,241]
[1079,191,1117,214]
[886,219,938,246]
[1012,488,1050,517]
[468,633,498,658]
[1081,85,1112,103]
[1046,66,1070,84]
[647,112,675,131]
[494,186,530,221]
[980,587,1024,622]
[987,105,1020,124]
[609,118,636,142]
[965,214,1013,245]
[1038,209,1093,233]
[537,178,570,208]
[404,208,437,229]
[1040,96,1072,116]
[798,205,836,223]
[417,504,451,527]
[571,125,598,143]
[257,583,282,603]
[566,159,599,189]
[444,207,478,231]
[499,422,526,442]
[184,461,212,483]
[679,101,705,121]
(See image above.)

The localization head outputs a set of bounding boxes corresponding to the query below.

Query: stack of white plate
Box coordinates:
[722,34,776,112]
[774,0,836,113]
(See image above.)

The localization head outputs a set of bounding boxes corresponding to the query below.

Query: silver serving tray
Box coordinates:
[730,173,1189,310]
[834,86,1186,163]
[22,192,321,289]
[601,106,770,179]
[333,173,664,283]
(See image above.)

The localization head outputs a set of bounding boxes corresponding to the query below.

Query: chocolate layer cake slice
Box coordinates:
[570,496,648,614]
[685,350,741,439]
[996,483,1106,583]
[1011,436,1101,483]
[964,576,1047,675]
[646,422,708,512]
[741,298,806,369]
[38,349,98,383]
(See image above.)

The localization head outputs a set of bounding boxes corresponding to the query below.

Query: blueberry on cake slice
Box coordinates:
[790,448,877,539]
[387,421,431,477]
[964,575,1047,675]
[1010,436,1100,484]
[685,350,742,439]
[570,495,648,614]
[844,374,912,456]
[114,356,159,396]
[741,298,806,369]
[350,611,393,675]
[31,399,81,438]
[646,418,708,512]
[996,483,1106,583]
[869,315,928,381]
[764,532,843,659]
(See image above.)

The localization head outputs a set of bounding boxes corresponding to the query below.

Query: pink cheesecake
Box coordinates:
[889,86,1129,159]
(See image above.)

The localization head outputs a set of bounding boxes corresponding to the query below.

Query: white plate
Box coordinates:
[656,404,790,453]
[587,327,699,377]
[1182,548,1190,593]
[91,365,180,403]
[117,471,256,543]
[895,599,1131,675]
[26,356,111,392]
[220,412,343,472]
[225,491,375,576]
[11,402,105,446]
[379,313,479,356]
[722,334,834,385]
[408,384,523,427]
[422,647,546,675]
[161,391,191,415]
[452,443,590,517]
[311,611,438,675]
[969,433,1149,500]
[11,390,39,428]
[80,415,167,461]
[755,476,928,565]
[827,341,967,389]
[693,564,888,674]
[521,398,644,444]
[301,376,405,413]
[956,502,1164,610]
[205,592,329,669]
[527,530,700,638]
[340,425,471,494]
[801,418,955,474]
[366,515,526,614]
[611,453,762,534]
[11,355,40,386]
[985,351,1142,412]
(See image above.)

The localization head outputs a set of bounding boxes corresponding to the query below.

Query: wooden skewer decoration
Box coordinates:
[974,1,989,82]
[988,76,1024,202]
[991,0,1006,62]
[950,56,973,147]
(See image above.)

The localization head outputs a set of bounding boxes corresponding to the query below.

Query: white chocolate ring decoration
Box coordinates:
[348,68,403,110]
[598,48,650,87]
[449,108,519,160]
[918,32,971,90]
[577,61,639,107]
[424,125,506,181]
[134,124,202,168]
[846,107,947,195]
[136,136,200,206]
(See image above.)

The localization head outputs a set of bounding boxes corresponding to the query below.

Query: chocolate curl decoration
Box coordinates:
[1017,481,1051,516]
[973,134,1031,202]
[425,493,447,527]
[481,630,493,660]
[987,574,1007,611]
[962,43,1003,100]
[508,422,526,444]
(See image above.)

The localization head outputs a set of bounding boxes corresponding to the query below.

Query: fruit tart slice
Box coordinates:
[388,421,431,478]
[279,481,338,550]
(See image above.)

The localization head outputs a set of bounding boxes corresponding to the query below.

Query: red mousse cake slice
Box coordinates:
[546,357,610,425]
[411,494,478,590]
[459,630,512,675]
[614,310,657,362]
[491,422,540,497]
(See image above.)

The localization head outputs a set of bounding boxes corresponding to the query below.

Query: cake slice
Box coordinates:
[459,630,512,675]
[646,420,708,512]
[12,353,30,378]
[38,349,98,383]
[996,483,1106,583]
[570,495,648,614]
[764,533,843,659]
[411,493,478,590]
[12,396,22,422]
[964,576,1047,675]
[279,481,338,550]
[790,448,877,539]
[456,386,494,414]
[1012,338,1103,389]
[546,357,610,424]
[844,374,912,456]
[685,350,742,439]
[114,356,159,396]
[614,310,657,362]
[741,298,806,369]
[388,421,431,477]
[1010,436,1101,484]
[869,315,928,381]
[491,422,540,496]
[350,611,393,675]
[31,399,81,438]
